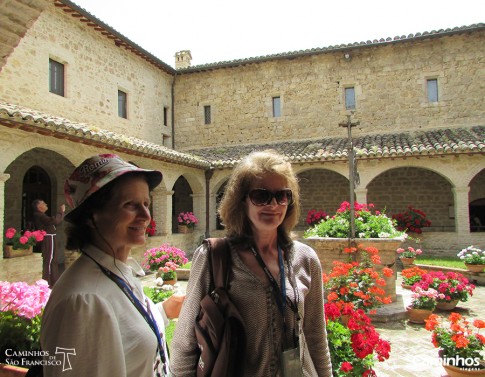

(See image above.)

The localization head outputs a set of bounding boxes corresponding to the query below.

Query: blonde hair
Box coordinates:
[218,150,300,246]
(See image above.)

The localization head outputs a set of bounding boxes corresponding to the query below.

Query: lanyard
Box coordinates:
[85,253,167,375]
[249,245,298,321]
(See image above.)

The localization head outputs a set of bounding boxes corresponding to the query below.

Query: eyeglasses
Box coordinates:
[247,189,293,206]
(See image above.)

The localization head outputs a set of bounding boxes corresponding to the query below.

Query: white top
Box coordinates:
[41,245,169,377]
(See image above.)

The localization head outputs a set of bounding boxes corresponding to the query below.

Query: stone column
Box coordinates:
[0,173,10,250]
[152,188,173,235]
[191,193,205,234]
[354,188,368,204]
[453,186,470,235]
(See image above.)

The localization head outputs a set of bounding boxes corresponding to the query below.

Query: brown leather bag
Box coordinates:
[195,238,246,377]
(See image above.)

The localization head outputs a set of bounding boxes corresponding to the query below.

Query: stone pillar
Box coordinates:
[152,188,173,235]
[191,193,205,233]
[0,173,11,250]
[453,186,470,235]
[354,188,368,204]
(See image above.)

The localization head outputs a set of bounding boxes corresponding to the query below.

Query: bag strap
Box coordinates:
[204,238,230,290]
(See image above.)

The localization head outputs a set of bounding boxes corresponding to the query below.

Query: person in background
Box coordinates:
[41,154,184,377]
[170,150,332,376]
[32,199,65,287]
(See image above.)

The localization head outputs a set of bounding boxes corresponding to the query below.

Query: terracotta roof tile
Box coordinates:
[1,101,483,170]
[178,24,485,73]
[0,101,209,168]
[186,127,485,168]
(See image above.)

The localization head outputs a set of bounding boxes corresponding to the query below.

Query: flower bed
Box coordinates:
[0,280,51,364]
[325,302,391,376]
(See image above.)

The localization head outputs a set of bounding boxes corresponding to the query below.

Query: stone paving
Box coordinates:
[372,276,485,377]
[2,254,485,376]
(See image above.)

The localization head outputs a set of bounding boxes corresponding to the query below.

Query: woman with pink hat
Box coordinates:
[40,154,182,377]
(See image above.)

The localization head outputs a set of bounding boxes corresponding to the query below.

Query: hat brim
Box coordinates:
[65,169,162,223]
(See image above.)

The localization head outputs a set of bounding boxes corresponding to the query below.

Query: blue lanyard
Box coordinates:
[278,245,286,315]
[85,253,167,375]
[249,245,295,318]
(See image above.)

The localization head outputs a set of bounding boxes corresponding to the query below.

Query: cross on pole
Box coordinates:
[339,114,360,246]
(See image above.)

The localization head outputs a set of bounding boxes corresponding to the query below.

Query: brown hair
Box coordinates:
[218,150,300,247]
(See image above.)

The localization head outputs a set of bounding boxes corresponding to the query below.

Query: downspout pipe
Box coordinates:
[171,72,178,149]
[205,168,214,238]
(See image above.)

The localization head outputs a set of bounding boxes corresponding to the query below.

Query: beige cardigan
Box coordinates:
[170,240,333,377]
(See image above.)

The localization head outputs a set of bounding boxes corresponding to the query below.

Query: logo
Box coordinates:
[55,347,77,371]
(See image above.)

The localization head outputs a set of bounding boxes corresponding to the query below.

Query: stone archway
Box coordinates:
[470,169,485,232]
[172,176,194,233]
[367,167,455,232]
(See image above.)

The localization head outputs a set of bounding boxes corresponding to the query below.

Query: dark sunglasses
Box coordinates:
[247,189,293,206]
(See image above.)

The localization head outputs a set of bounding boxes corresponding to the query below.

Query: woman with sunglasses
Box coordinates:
[171,150,332,376]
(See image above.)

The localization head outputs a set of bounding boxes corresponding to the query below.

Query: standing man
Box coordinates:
[32,199,65,287]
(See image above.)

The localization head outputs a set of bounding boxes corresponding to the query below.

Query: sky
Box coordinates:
[71,0,484,68]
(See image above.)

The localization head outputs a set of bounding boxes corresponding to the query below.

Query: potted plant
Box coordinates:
[3,228,46,258]
[177,212,199,233]
[0,280,51,369]
[396,246,423,265]
[305,201,405,240]
[392,206,431,234]
[426,313,485,376]
[141,244,188,284]
[323,245,393,313]
[401,266,428,289]
[407,286,441,324]
[458,246,485,273]
[145,218,157,237]
[415,271,475,311]
[304,201,406,301]
[324,302,391,376]
[305,209,327,227]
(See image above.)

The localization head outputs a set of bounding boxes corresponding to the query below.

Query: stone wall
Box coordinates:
[174,31,485,150]
[0,2,173,147]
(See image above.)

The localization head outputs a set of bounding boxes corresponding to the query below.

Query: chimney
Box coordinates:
[175,50,192,69]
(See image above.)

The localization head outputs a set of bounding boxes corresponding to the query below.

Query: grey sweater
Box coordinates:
[170,240,333,377]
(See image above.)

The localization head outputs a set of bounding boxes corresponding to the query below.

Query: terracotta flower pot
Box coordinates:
[442,363,485,377]
[401,283,413,290]
[178,225,193,234]
[156,271,177,285]
[407,306,433,324]
[436,300,459,311]
[0,364,28,376]
[400,257,416,266]
[465,264,485,273]
[3,245,33,258]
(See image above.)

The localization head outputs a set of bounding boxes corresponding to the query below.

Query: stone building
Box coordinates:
[0,0,484,261]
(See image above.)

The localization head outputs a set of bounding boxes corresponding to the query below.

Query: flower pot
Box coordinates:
[156,271,177,285]
[3,245,33,258]
[178,225,193,234]
[0,364,28,377]
[400,257,416,266]
[436,300,459,311]
[442,363,485,377]
[401,283,413,290]
[465,264,485,273]
[407,306,433,324]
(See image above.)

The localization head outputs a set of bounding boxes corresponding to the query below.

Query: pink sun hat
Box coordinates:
[64,154,162,222]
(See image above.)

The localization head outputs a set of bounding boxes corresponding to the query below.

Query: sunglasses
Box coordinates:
[247,189,293,206]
